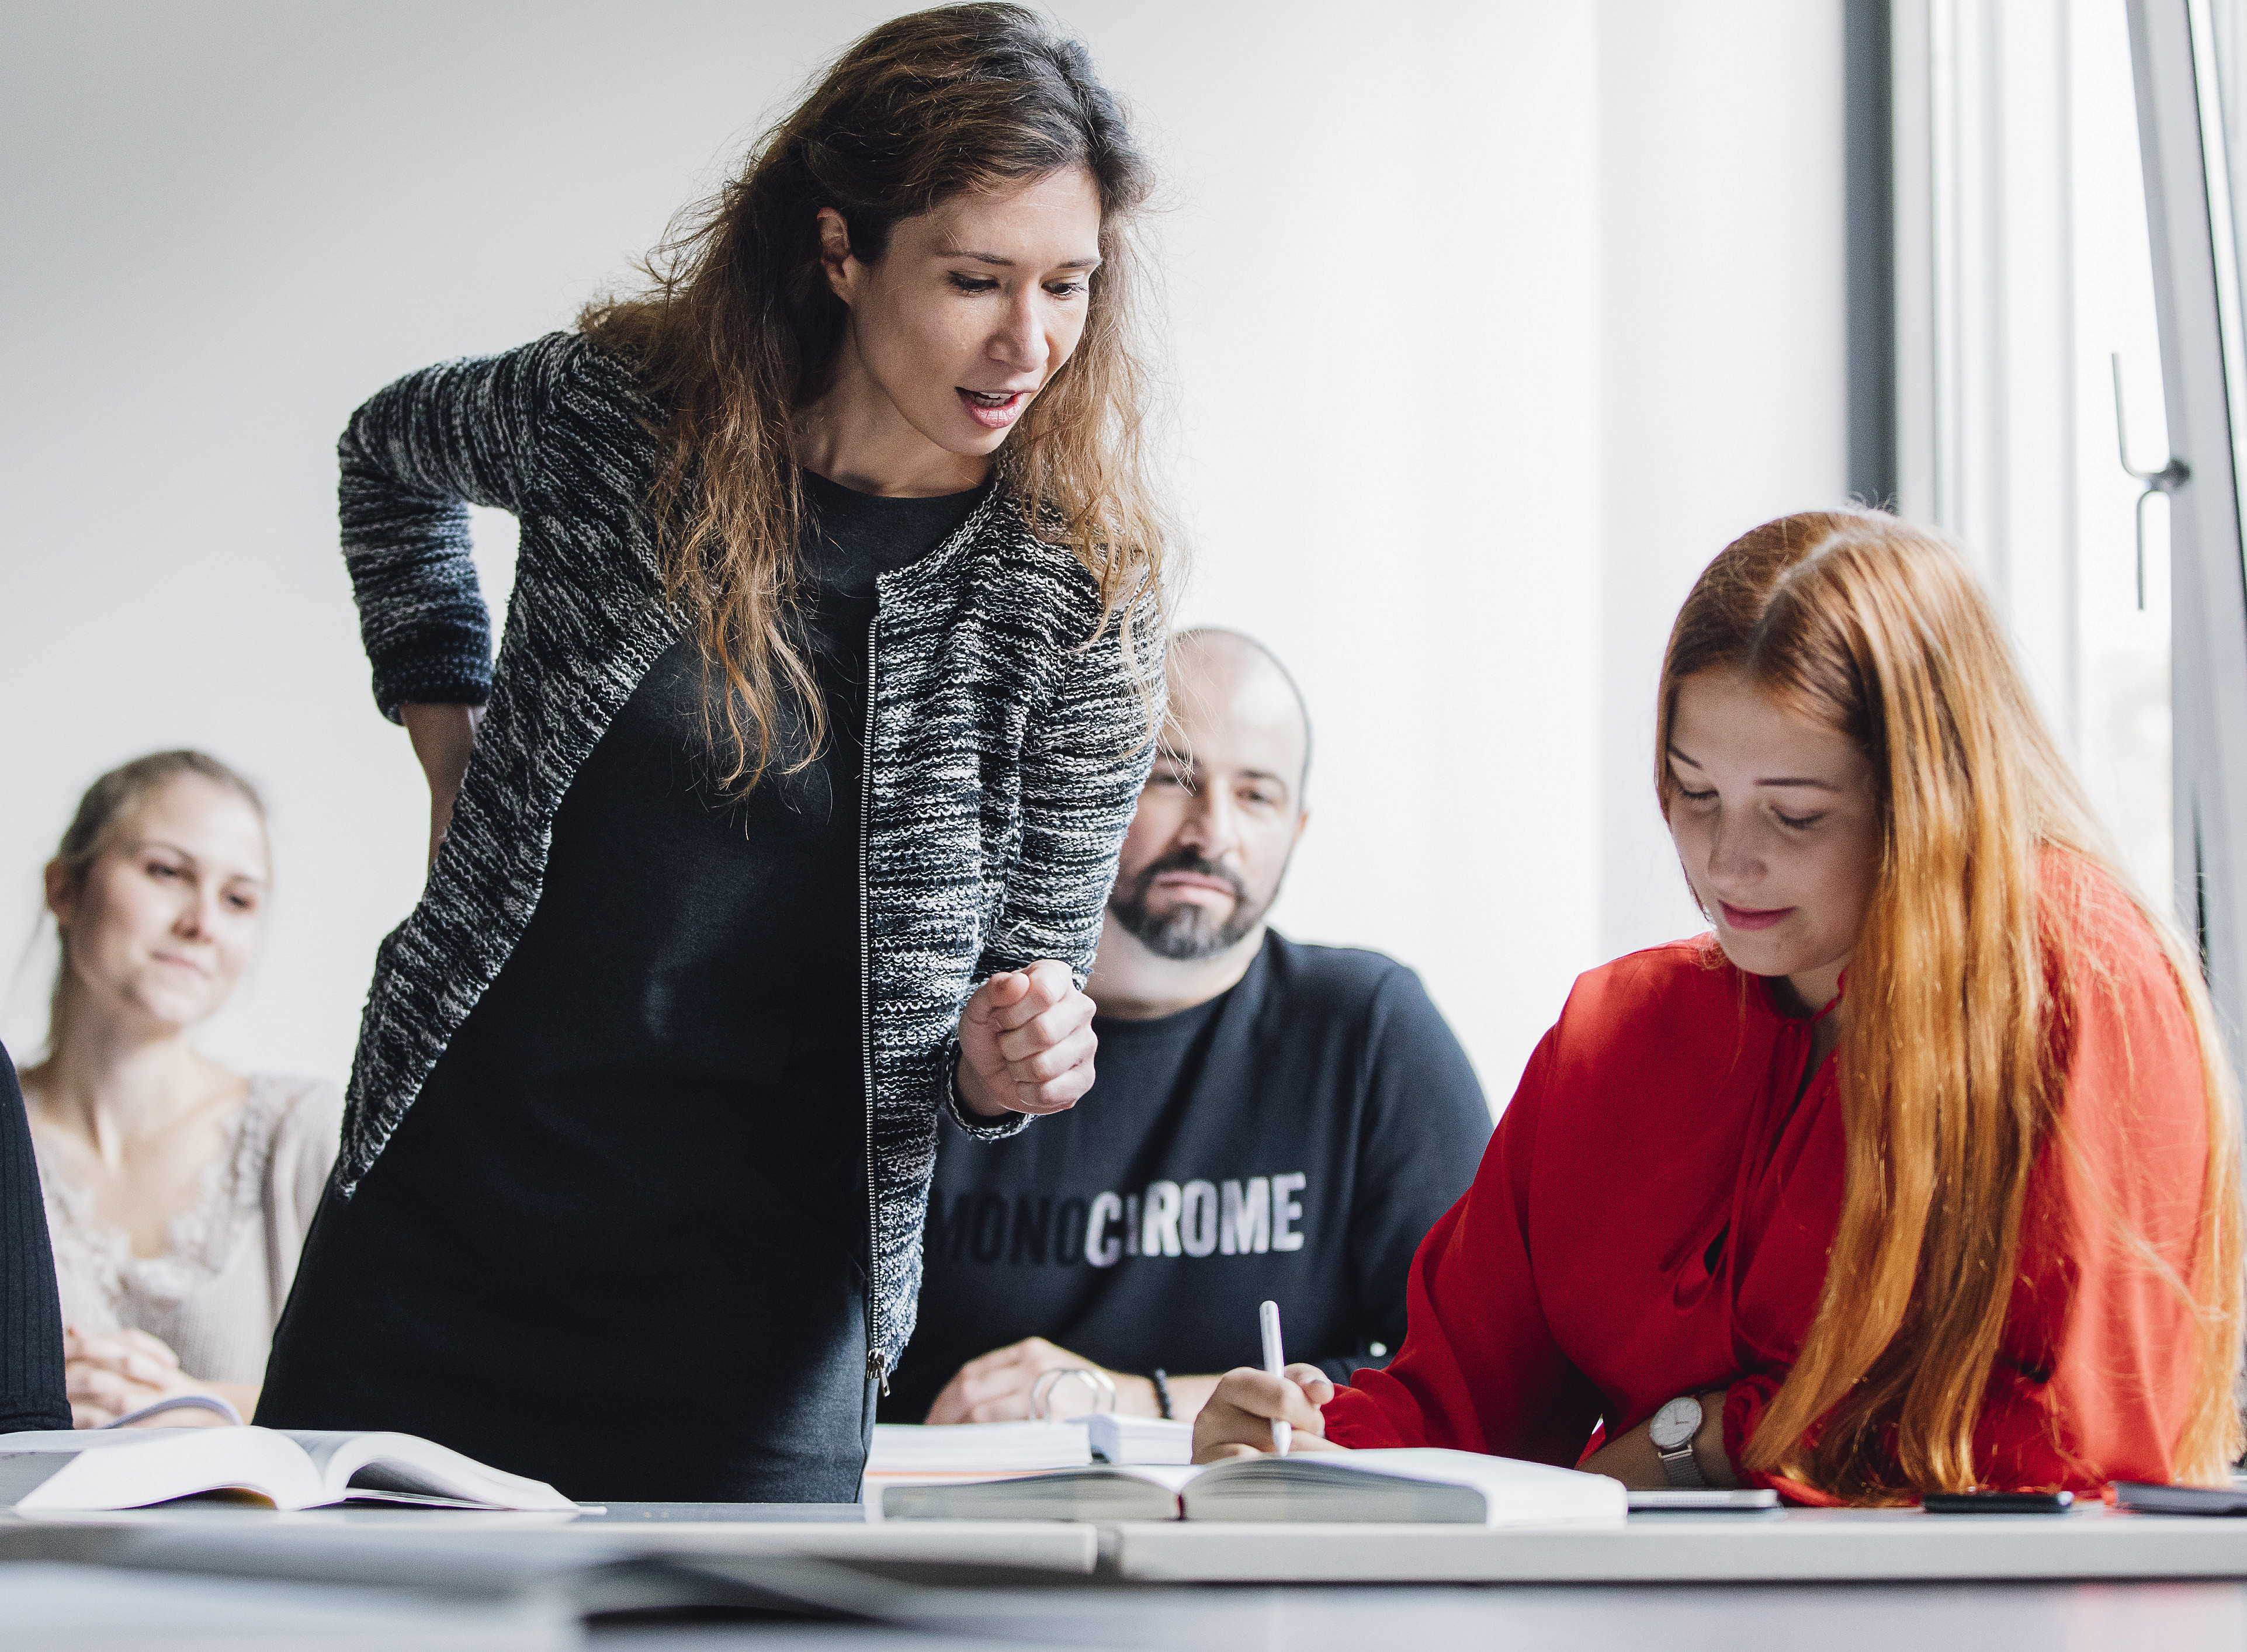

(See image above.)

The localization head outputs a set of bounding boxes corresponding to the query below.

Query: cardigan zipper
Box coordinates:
[860,612,889,1394]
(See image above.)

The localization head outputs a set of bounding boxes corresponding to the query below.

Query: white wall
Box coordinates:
[1594,0,1850,964]
[0,2,1844,1115]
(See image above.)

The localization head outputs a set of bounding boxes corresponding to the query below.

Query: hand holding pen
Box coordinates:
[1188,1300,1342,1463]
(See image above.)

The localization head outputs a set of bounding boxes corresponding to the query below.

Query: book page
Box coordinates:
[1187,1448,1625,1526]
[1105,1464,1202,1493]
[0,1428,197,1452]
[1328,1448,1624,1502]
[0,1453,74,1506]
[6,1428,322,1511]
[282,1431,574,1511]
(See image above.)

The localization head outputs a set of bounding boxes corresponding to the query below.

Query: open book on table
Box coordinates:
[880,1446,1626,1526]
[0,1426,577,1512]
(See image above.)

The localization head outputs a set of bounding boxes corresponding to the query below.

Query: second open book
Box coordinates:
[0,1426,575,1512]
[880,1446,1627,1526]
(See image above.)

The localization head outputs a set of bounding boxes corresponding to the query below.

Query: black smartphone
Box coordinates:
[1922,1490,2075,1515]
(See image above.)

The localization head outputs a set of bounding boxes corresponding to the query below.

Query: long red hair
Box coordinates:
[1657,510,2243,1498]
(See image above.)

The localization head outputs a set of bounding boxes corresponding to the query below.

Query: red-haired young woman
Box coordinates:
[1195,511,2242,1502]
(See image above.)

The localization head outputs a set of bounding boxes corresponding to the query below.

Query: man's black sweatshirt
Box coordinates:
[884,932,1493,1420]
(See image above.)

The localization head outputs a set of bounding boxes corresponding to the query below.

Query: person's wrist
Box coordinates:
[1692,1388,1734,1487]
[1111,1373,1161,1418]
[954,1056,1013,1118]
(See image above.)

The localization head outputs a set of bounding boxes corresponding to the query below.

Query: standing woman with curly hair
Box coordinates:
[259,5,1168,1502]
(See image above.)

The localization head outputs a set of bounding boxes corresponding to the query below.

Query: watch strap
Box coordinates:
[1657,1437,1710,1488]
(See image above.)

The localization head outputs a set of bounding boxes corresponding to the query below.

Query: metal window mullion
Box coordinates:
[2128,0,2247,1056]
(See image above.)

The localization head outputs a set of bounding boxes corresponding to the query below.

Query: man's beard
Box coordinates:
[1108,849,1275,961]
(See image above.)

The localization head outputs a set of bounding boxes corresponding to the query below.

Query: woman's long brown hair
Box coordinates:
[1656,510,2243,1498]
[581,4,1167,790]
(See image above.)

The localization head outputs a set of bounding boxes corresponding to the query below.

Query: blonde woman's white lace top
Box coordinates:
[34,1075,342,1384]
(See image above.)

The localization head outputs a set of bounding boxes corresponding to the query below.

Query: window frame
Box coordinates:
[2128,0,2247,1046]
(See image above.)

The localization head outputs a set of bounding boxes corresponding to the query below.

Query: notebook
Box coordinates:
[0,1427,576,1512]
[881,1446,1626,1526]
[864,1421,1091,1475]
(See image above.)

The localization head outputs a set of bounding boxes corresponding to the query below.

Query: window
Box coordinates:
[1888,0,2247,1044]
[2128,0,2247,1037]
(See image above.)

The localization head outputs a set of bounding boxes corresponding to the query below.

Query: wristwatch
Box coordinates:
[1649,1395,1709,1488]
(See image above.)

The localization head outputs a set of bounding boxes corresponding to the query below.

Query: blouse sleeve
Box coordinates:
[1308,966,1492,1384]
[0,1041,69,1433]
[1319,1029,1606,1464]
[338,335,571,721]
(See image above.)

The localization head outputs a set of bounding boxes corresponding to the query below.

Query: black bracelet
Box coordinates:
[1150,1369,1174,1421]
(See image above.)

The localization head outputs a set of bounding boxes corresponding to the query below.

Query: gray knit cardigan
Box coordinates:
[335,331,1161,1384]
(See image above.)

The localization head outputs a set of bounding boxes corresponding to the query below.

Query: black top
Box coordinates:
[257,471,984,1500]
[1,1039,69,1434]
[884,932,1493,1421]
[415,469,989,1257]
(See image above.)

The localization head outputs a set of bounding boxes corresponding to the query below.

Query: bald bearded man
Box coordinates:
[883,630,1491,1428]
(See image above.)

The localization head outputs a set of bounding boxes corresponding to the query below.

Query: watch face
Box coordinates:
[1649,1396,1703,1450]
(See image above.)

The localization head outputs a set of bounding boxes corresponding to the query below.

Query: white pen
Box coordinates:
[1258,1298,1292,1455]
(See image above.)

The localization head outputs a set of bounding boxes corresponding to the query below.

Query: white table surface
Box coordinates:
[13,1500,2247,1582]
[1098,1503,2247,1581]
[12,1502,2247,1651]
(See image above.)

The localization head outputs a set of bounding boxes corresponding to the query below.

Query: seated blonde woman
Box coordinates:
[21,751,341,1427]
[1195,510,2241,1501]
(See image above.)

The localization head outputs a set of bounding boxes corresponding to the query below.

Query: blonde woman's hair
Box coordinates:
[1656,509,2243,1499]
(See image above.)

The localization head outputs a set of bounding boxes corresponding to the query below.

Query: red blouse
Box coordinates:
[1322,857,2212,1495]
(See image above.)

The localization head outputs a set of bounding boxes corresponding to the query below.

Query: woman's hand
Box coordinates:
[956,960,1097,1116]
[1577,1389,1737,1490]
[64,1327,252,1429]
[64,1327,178,1427]
[401,702,484,866]
[1192,1365,1343,1463]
